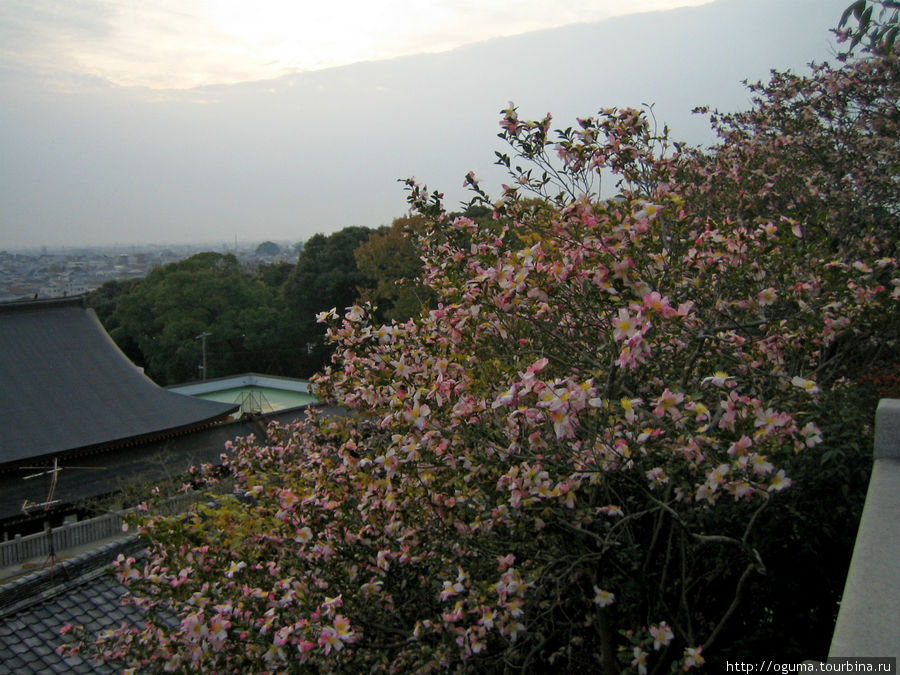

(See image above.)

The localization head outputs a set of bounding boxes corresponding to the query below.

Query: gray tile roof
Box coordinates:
[0,537,148,674]
[0,296,238,467]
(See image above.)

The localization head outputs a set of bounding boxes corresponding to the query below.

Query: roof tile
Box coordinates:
[0,538,149,674]
[0,297,237,466]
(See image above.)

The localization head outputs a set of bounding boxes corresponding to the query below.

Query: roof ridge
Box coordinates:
[0,295,86,314]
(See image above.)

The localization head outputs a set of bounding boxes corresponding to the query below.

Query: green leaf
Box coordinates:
[861,5,873,30]
[839,3,856,27]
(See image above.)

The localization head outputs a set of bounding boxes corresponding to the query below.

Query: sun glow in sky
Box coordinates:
[0,0,848,249]
[3,0,715,90]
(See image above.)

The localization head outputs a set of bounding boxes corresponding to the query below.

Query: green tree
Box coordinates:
[255,241,282,256]
[282,226,374,375]
[86,278,143,365]
[354,215,431,323]
[111,253,285,384]
[255,261,294,289]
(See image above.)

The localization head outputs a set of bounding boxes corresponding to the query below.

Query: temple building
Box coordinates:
[0,296,239,535]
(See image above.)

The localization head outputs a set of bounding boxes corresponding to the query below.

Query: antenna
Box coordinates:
[20,458,105,571]
[21,457,62,514]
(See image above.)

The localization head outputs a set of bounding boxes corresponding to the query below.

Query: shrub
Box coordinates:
[67,27,898,674]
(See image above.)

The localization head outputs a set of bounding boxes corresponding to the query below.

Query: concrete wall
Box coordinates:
[829,399,900,658]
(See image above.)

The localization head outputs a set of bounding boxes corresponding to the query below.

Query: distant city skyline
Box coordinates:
[2,238,302,255]
[1,0,850,249]
[0,239,299,303]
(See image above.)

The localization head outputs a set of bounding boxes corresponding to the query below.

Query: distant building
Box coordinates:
[37,278,93,298]
[169,373,316,416]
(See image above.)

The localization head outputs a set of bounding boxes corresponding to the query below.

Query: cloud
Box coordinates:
[0,0,848,248]
[0,0,717,91]
[0,1,113,84]
[0,1,251,90]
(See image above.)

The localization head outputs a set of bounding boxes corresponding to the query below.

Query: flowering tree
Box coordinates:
[65,29,898,674]
[679,54,898,258]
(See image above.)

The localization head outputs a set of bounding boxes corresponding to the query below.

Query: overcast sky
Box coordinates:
[0,0,849,250]
[2,0,719,91]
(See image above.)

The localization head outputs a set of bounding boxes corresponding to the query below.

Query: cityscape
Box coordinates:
[0,241,300,303]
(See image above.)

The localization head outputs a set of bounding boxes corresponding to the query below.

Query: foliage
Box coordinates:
[108,252,286,384]
[255,241,283,256]
[837,0,900,57]
[87,278,144,365]
[87,278,139,327]
[67,28,899,674]
[91,226,416,382]
[665,24,899,657]
[281,226,375,376]
[681,55,898,265]
[721,375,885,660]
[255,261,295,289]
[354,215,432,323]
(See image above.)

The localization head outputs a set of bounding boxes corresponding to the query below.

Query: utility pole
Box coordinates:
[196,331,212,380]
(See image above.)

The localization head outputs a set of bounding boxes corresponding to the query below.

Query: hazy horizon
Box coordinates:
[1,0,850,249]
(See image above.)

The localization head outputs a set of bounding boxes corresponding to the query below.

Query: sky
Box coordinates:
[1,0,716,91]
[0,0,850,249]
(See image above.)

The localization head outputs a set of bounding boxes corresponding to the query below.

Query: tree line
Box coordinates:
[87,212,463,385]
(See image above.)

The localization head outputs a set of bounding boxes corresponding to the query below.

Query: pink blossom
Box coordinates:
[645,467,668,486]
[727,435,753,456]
[593,586,615,607]
[652,388,684,419]
[632,646,649,674]
[404,400,431,430]
[612,308,640,341]
[756,287,778,306]
[333,615,353,639]
[181,613,208,642]
[683,646,705,669]
[790,375,819,394]
[650,621,674,649]
[318,626,343,654]
[768,469,792,492]
[642,291,675,317]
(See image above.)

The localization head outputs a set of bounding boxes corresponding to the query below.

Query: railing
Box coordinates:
[0,492,202,570]
[0,513,123,568]
[829,398,900,657]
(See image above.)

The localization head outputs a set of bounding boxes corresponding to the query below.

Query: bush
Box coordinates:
[67,28,898,674]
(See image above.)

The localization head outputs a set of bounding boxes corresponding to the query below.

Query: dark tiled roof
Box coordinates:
[0,406,349,670]
[0,537,148,675]
[0,297,238,467]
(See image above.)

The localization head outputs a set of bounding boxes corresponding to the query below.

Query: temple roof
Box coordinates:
[0,537,150,674]
[0,297,238,467]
